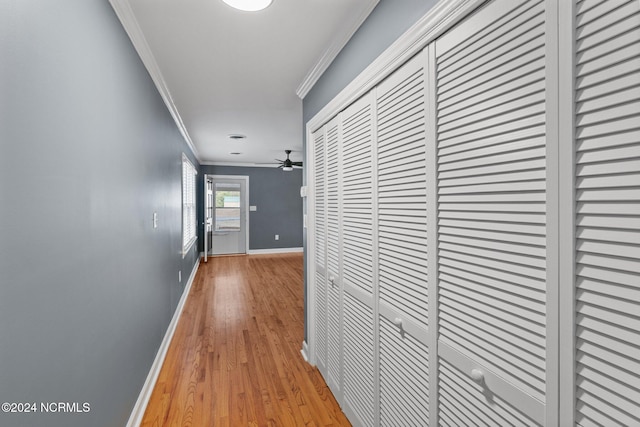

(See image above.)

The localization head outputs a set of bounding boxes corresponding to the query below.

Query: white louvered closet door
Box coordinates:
[435,0,548,425]
[572,1,640,425]
[325,116,343,397]
[375,51,429,427]
[340,93,375,427]
[312,126,328,376]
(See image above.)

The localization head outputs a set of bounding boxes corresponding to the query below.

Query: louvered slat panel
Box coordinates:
[379,316,429,427]
[377,53,428,330]
[342,97,374,296]
[439,358,541,426]
[325,119,342,391]
[343,292,375,427]
[314,130,326,267]
[315,269,327,370]
[435,0,547,403]
[326,121,340,278]
[313,128,327,370]
[574,1,640,425]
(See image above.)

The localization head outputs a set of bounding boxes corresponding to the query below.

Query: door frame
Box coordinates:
[208,175,250,255]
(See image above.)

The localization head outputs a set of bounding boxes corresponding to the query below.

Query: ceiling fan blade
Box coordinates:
[291,161,303,167]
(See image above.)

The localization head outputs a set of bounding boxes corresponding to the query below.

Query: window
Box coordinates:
[214,183,241,231]
[182,154,197,255]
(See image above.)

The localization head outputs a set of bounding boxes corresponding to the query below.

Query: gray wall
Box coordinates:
[303,0,439,125]
[200,166,303,250]
[301,0,439,341]
[0,1,199,426]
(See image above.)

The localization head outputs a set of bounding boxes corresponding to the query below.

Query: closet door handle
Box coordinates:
[392,317,403,328]
[329,275,335,286]
[470,369,485,384]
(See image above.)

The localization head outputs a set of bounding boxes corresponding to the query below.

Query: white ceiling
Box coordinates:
[125,0,378,165]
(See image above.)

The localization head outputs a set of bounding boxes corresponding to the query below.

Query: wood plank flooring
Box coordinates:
[141,253,351,427]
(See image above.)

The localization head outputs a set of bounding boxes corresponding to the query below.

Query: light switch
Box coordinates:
[153,212,158,229]
[250,205,257,211]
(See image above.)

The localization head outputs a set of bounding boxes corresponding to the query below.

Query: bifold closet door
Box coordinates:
[312,126,328,376]
[325,116,343,397]
[340,93,376,427]
[434,0,549,425]
[376,51,430,426]
[571,1,640,425]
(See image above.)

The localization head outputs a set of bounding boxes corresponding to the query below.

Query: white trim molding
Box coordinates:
[305,0,486,134]
[126,258,200,427]
[200,162,281,168]
[247,247,303,255]
[296,0,379,99]
[300,340,310,362]
[108,0,200,162]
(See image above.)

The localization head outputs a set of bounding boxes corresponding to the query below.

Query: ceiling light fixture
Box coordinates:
[221,0,273,12]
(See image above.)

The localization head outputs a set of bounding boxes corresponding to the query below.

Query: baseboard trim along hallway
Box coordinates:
[126,259,201,427]
[247,247,303,255]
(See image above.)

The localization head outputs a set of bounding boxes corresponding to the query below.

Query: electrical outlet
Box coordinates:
[178,271,182,283]
[275,234,279,241]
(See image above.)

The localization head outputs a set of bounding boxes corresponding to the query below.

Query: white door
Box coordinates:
[434,0,549,424]
[210,176,248,255]
[340,92,375,427]
[376,50,430,427]
[312,125,329,377]
[567,1,640,425]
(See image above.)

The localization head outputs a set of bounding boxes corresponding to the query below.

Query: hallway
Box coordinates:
[141,254,350,427]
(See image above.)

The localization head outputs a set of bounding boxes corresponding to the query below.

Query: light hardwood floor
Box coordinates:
[141,253,351,427]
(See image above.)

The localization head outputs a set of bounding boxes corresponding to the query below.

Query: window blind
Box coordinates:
[182,154,197,254]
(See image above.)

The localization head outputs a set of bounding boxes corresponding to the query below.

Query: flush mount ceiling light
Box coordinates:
[221,0,272,12]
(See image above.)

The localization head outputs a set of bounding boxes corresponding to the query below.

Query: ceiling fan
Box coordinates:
[259,150,303,171]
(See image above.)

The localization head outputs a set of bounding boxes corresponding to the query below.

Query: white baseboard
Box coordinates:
[301,340,310,363]
[126,258,200,427]
[247,247,303,255]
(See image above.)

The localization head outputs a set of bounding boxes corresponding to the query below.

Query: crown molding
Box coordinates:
[306,0,487,134]
[295,0,379,100]
[109,0,201,162]
[200,161,281,168]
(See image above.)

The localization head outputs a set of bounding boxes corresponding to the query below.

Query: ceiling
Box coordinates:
[123,0,378,166]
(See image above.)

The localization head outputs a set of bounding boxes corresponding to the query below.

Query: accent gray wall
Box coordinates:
[0,1,199,426]
[303,0,439,125]
[301,0,439,341]
[200,166,303,250]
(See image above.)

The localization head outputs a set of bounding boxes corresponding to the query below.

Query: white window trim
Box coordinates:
[182,153,197,257]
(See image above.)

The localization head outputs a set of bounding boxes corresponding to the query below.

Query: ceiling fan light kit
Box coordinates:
[221,0,273,12]
[256,150,303,171]
[279,149,302,172]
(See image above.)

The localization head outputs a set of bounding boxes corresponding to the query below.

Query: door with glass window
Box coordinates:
[210,176,248,255]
